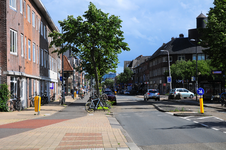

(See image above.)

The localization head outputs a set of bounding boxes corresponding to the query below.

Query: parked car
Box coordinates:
[103,90,117,105]
[169,88,194,99]
[124,90,130,95]
[144,89,160,101]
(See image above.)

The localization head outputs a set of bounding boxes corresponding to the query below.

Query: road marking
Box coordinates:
[212,127,219,131]
[165,112,174,115]
[197,116,213,120]
[224,132,226,134]
[214,117,224,121]
[193,121,199,124]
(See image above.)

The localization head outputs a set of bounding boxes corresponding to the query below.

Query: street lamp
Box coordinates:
[190,39,198,101]
[161,50,172,90]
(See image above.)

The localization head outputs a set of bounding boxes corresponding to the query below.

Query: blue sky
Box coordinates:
[41,0,214,74]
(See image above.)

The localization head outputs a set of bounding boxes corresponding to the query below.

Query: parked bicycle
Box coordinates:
[11,95,22,111]
[85,93,111,113]
[50,93,55,102]
[41,92,48,105]
[220,92,226,107]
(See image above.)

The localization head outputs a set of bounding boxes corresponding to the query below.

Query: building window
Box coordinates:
[20,0,23,14]
[32,11,35,27]
[178,55,185,61]
[25,37,26,58]
[41,21,43,36]
[21,34,23,57]
[33,43,35,62]
[10,77,17,99]
[163,56,167,62]
[28,40,31,60]
[170,56,173,62]
[41,49,43,66]
[27,5,30,23]
[10,29,17,54]
[198,54,205,60]
[24,1,26,18]
[44,25,46,39]
[10,0,17,10]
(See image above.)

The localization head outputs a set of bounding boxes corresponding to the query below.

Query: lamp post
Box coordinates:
[161,50,172,90]
[189,39,198,101]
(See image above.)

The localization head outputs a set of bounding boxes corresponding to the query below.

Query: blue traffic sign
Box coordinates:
[197,88,205,95]
[60,76,62,81]
[167,76,172,83]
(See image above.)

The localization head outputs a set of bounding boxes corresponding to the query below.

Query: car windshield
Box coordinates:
[148,90,158,93]
[104,91,113,95]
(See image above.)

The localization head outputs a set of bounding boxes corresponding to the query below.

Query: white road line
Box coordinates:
[224,132,226,134]
[214,117,225,121]
[212,127,219,131]
[193,121,199,123]
[165,112,174,115]
[197,116,213,120]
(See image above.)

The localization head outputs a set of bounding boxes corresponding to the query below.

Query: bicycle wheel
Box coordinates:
[16,101,22,111]
[85,102,94,113]
[6,101,14,112]
[30,99,34,107]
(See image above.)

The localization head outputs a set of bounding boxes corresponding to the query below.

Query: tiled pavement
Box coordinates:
[0,96,135,150]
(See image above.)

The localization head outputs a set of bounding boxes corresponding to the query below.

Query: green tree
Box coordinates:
[200,0,226,70]
[117,67,133,84]
[102,79,114,89]
[170,60,214,81]
[49,2,130,96]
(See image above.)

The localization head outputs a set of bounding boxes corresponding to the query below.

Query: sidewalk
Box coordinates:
[0,96,138,150]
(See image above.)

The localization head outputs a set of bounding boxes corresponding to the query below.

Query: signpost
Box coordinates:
[197,88,205,113]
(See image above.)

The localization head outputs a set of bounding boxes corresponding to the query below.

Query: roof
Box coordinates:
[128,55,150,68]
[34,0,59,32]
[150,37,205,60]
[63,55,74,72]
[197,13,207,19]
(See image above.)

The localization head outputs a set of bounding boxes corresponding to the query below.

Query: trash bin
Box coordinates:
[34,96,41,112]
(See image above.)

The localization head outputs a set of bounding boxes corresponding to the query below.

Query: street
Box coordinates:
[112,95,226,150]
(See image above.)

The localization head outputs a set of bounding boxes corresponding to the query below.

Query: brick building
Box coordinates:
[0,0,60,108]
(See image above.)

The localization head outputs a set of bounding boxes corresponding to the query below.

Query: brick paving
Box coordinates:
[0,96,130,150]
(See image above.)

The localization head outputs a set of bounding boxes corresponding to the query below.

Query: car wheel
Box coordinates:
[157,98,160,101]
[189,95,194,98]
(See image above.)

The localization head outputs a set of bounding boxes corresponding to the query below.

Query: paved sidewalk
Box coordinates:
[0,96,136,150]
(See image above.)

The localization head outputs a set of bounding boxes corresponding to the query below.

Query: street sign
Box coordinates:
[60,76,62,81]
[197,88,205,96]
[167,76,172,83]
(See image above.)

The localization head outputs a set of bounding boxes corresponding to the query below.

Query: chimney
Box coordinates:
[179,34,184,38]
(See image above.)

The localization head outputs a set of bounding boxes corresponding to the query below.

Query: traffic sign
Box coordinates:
[167,76,172,83]
[197,88,205,95]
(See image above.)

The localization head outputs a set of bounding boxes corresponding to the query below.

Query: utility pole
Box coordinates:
[61,28,65,105]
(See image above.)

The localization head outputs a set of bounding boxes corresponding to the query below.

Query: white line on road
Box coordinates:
[197,116,213,120]
[212,127,219,131]
[193,121,199,124]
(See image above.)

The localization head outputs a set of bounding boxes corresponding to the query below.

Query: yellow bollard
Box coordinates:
[199,98,204,113]
[74,92,76,98]
[34,96,41,114]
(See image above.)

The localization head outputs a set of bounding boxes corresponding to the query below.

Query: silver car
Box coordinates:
[144,89,160,101]
[169,88,194,99]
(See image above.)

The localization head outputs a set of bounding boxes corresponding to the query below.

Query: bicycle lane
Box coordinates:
[0,96,131,150]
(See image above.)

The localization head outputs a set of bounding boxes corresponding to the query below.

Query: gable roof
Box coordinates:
[63,55,73,72]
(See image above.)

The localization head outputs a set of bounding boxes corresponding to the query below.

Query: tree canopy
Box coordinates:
[49,2,130,96]
[200,0,226,70]
[170,60,214,81]
[117,67,133,84]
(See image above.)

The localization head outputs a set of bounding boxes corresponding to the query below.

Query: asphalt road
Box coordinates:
[112,95,226,150]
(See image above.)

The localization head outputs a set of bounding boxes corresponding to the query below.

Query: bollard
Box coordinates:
[199,98,204,113]
[74,92,76,98]
[34,96,41,115]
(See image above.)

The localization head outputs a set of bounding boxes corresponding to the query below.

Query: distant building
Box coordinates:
[102,73,116,81]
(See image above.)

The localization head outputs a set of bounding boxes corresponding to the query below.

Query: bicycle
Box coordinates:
[29,95,35,107]
[85,96,105,113]
[41,92,48,105]
[12,96,22,111]
[220,92,226,107]
[50,93,55,102]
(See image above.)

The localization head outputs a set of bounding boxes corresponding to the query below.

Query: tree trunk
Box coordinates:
[91,48,99,96]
